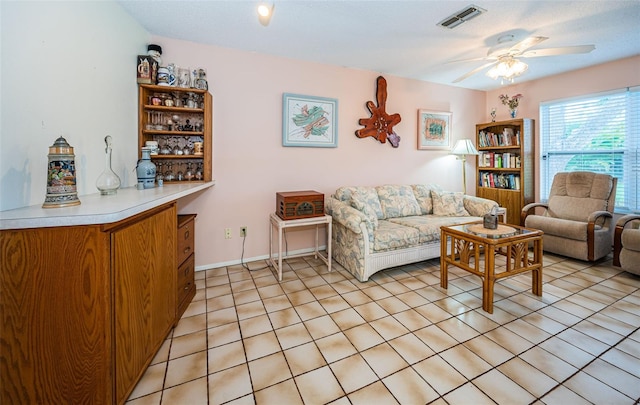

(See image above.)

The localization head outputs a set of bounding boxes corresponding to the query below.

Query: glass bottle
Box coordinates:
[195,162,203,180]
[96,135,121,195]
[176,162,184,181]
[184,162,194,181]
[164,162,175,181]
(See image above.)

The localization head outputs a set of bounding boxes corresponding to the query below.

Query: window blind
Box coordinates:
[540,86,640,213]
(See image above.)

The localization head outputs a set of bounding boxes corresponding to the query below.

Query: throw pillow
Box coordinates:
[350,192,379,232]
[432,190,470,216]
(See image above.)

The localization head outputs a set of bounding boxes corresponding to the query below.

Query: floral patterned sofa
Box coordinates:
[325,184,498,282]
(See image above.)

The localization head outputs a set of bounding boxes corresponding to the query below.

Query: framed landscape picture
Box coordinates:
[417,110,451,150]
[282,93,338,147]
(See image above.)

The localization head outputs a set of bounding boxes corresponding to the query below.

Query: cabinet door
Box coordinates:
[0,226,111,404]
[112,204,176,403]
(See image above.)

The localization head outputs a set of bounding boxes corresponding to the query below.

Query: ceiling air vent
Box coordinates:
[437,4,486,29]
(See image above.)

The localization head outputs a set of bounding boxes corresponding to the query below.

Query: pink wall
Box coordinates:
[485,55,640,200]
[157,37,487,269]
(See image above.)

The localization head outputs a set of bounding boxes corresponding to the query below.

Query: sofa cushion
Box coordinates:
[431,190,470,217]
[388,215,478,243]
[350,191,379,233]
[622,228,640,253]
[334,186,384,219]
[525,215,600,241]
[411,184,443,215]
[372,220,420,252]
[376,185,422,218]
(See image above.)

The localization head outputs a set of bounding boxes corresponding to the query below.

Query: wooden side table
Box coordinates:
[268,213,332,281]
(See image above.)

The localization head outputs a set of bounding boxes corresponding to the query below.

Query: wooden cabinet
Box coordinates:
[176,214,197,321]
[138,84,212,183]
[0,203,177,404]
[475,118,534,225]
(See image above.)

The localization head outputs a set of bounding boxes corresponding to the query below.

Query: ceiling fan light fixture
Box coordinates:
[486,57,528,84]
[257,2,274,26]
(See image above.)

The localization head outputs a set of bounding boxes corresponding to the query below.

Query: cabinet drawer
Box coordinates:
[177,253,194,300]
[177,214,196,266]
[177,254,196,321]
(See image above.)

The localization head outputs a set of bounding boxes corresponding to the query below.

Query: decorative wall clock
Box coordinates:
[355,76,402,147]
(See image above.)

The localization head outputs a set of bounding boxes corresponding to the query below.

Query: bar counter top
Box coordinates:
[0,181,214,230]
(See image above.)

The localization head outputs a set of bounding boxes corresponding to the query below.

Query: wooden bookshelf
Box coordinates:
[475,118,534,225]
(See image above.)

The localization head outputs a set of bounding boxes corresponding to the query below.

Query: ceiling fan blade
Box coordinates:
[508,36,548,55]
[452,61,498,83]
[521,45,596,57]
[445,56,494,64]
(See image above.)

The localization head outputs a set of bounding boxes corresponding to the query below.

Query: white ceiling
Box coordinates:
[117,0,640,91]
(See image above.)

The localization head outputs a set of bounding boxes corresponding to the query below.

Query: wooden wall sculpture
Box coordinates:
[355,76,402,147]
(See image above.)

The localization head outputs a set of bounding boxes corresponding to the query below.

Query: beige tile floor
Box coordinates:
[126,252,640,405]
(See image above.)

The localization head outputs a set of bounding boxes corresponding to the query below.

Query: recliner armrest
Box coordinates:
[587,210,613,228]
[615,214,640,229]
[613,214,640,267]
[521,202,548,224]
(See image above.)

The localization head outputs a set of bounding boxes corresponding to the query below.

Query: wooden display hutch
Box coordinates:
[138,84,212,183]
[475,118,534,225]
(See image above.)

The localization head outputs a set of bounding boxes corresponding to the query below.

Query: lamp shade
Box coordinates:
[451,139,479,156]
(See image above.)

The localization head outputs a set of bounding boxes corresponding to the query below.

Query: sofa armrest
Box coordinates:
[521,202,549,224]
[325,198,365,235]
[463,195,498,217]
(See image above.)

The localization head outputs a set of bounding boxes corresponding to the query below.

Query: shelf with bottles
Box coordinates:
[155,161,204,183]
[138,84,212,183]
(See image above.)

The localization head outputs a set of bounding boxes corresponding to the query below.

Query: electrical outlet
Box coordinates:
[224,228,232,239]
[240,226,247,237]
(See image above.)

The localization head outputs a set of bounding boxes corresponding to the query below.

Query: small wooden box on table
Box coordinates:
[440,222,543,313]
[269,212,332,281]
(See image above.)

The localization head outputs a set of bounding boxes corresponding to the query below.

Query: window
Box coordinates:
[540,87,640,213]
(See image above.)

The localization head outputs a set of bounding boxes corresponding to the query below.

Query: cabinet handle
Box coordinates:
[183,247,191,254]
[184,230,189,239]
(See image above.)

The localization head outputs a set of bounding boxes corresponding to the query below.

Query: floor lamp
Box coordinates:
[451,139,479,194]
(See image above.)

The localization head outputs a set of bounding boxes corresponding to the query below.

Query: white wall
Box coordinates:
[0,1,149,210]
[159,37,487,269]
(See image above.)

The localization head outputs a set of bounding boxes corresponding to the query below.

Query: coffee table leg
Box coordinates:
[532,238,543,296]
[440,231,448,289]
[483,244,495,313]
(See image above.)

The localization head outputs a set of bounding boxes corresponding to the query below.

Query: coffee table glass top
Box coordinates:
[446,222,538,239]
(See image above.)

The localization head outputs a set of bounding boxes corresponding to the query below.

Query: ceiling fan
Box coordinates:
[451,35,595,84]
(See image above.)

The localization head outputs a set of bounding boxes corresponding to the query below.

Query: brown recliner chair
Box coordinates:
[613,214,640,275]
[521,172,617,261]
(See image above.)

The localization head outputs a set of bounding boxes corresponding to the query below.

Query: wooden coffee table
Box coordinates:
[440,222,543,313]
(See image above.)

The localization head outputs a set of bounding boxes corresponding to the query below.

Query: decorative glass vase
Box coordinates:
[96,135,121,195]
[510,108,517,118]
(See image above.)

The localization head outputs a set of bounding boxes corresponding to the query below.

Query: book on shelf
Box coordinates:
[478,152,521,169]
[479,172,521,190]
[478,128,520,148]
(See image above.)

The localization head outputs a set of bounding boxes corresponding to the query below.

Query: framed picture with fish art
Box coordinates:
[282,93,338,147]
[417,110,451,150]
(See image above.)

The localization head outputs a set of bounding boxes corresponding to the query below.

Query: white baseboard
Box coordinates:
[194,245,328,272]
